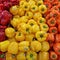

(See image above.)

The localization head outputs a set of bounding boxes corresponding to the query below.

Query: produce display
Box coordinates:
[0,0,60,60]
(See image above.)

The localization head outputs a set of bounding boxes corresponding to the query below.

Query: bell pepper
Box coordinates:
[26,51,37,60]
[56,34,60,42]
[39,52,49,60]
[49,10,59,19]
[10,5,18,15]
[15,32,25,41]
[6,52,16,60]
[39,5,47,14]
[19,41,30,52]
[0,40,10,52]
[10,17,20,28]
[49,27,58,34]
[17,52,26,60]
[5,27,15,38]
[47,17,56,27]
[50,51,58,60]
[47,33,55,42]
[30,5,38,13]
[53,43,60,55]
[40,23,49,32]
[25,11,33,19]
[36,31,48,42]
[41,41,50,52]
[19,24,32,34]
[37,17,46,25]
[8,42,18,54]
[31,41,41,52]
[32,24,40,33]
[28,19,37,26]
[37,1,43,7]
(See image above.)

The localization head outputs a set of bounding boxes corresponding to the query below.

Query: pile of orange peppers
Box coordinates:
[0,0,60,60]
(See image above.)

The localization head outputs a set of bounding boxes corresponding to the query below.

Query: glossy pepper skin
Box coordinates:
[47,33,55,42]
[56,34,60,43]
[47,17,56,27]
[53,43,60,55]
[36,31,47,42]
[26,51,37,60]
[41,41,50,52]
[40,23,49,32]
[49,27,58,34]
[17,52,26,60]
[8,42,18,54]
[39,52,49,60]
[50,51,58,60]
[0,40,10,52]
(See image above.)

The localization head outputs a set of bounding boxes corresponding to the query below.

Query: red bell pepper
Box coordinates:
[53,43,60,55]
[50,51,58,60]
[47,33,55,42]
[49,27,58,34]
[47,17,56,27]
[56,34,60,43]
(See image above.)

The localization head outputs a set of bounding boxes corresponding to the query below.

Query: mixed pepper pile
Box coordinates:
[0,0,60,60]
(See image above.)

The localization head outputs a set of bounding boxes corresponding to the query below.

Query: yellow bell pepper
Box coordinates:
[8,42,18,54]
[22,2,30,11]
[37,17,46,25]
[39,5,47,14]
[17,52,26,60]
[20,24,32,34]
[30,41,41,52]
[6,52,16,60]
[10,5,18,15]
[10,17,20,28]
[15,32,25,41]
[28,0,35,6]
[26,51,37,60]
[40,23,49,32]
[20,16,28,23]
[25,11,33,19]
[32,24,40,33]
[17,23,26,32]
[30,5,38,13]
[37,1,43,7]
[41,41,50,52]
[36,31,47,42]
[39,52,49,60]
[0,40,10,52]
[28,19,37,26]
[19,41,30,52]
[5,27,15,38]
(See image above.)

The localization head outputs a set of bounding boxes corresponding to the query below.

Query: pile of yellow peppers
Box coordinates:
[0,0,50,60]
